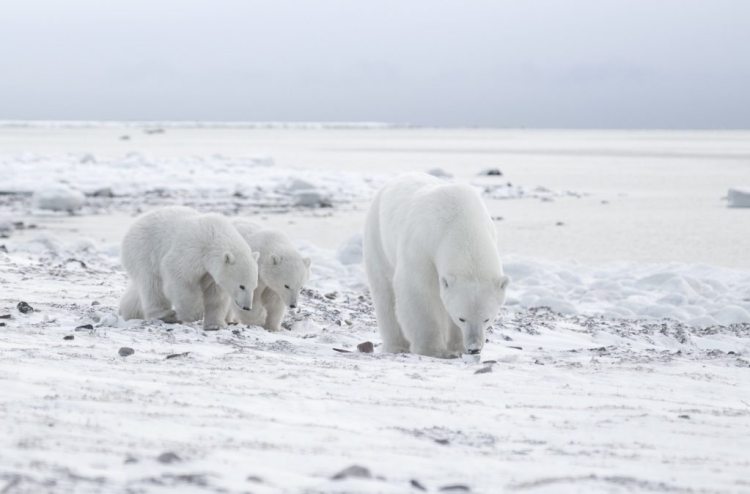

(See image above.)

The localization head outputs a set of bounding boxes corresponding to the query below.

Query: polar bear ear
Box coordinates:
[271,254,281,265]
[496,275,510,291]
[303,257,311,269]
[224,252,235,265]
[252,251,260,262]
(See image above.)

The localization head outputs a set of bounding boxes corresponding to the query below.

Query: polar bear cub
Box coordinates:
[120,206,260,330]
[227,220,311,331]
[363,173,509,358]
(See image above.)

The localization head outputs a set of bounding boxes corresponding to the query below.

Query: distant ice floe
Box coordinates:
[503,257,750,327]
[32,184,85,212]
[479,182,584,201]
[0,152,380,213]
[727,187,750,208]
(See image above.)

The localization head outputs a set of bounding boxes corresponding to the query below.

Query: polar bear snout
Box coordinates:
[466,348,481,355]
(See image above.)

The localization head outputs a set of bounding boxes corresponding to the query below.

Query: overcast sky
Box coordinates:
[1,0,749,128]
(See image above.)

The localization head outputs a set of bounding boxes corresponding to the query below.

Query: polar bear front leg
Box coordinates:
[234,285,267,326]
[202,282,231,330]
[446,322,466,357]
[164,279,204,323]
[262,288,286,332]
[393,273,451,358]
[365,257,410,353]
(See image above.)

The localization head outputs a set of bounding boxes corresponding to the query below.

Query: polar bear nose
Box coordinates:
[289,304,297,309]
[242,306,251,311]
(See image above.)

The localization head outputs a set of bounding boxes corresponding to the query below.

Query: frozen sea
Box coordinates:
[1,124,749,493]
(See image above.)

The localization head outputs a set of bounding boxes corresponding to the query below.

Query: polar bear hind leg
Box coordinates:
[119,282,144,319]
[138,278,178,323]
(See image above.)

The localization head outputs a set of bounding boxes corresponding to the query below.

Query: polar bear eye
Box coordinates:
[459,318,466,323]
[284,284,290,289]
[240,285,246,290]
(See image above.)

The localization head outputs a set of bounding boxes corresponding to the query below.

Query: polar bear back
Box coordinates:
[374,174,501,278]
[121,206,251,279]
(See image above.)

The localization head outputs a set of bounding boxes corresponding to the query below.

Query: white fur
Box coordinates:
[119,206,260,330]
[226,220,311,331]
[363,173,509,358]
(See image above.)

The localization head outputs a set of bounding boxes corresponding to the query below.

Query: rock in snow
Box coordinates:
[727,187,750,208]
[33,185,85,212]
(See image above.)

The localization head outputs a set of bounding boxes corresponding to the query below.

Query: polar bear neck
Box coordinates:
[195,214,241,274]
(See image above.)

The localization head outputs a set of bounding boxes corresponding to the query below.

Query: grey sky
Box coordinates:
[1,0,749,128]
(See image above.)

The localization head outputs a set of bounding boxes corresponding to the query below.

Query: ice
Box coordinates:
[32,184,85,212]
[1,126,750,493]
[727,187,750,207]
[336,233,364,265]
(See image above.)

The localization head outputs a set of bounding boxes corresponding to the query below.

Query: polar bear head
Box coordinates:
[262,253,312,309]
[212,250,260,311]
[439,274,510,354]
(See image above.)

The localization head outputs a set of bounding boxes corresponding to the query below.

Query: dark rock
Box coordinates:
[507,346,523,350]
[64,258,87,269]
[166,352,190,360]
[678,414,690,419]
[439,485,471,492]
[482,360,497,364]
[411,479,427,491]
[0,322,5,327]
[120,135,131,140]
[0,314,10,319]
[324,292,338,300]
[434,438,450,445]
[555,221,565,226]
[118,347,135,357]
[357,341,374,353]
[91,187,115,198]
[91,301,100,306]
[333,348,352,353]
[246,475,263,483]
[0,245,7,253]
[156,452,181,464]
[124,455,138,464]
[474,366,493,374]
[331,465,371,480]
[63,335,74,341]
[75,324,94,331]
[479,168,503,176]
[17,301,33,314]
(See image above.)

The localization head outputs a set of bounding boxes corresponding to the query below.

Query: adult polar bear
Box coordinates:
[120,207,260,330]
[364,174,509,357]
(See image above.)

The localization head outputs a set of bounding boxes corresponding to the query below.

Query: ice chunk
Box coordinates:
[712,305,750,325]
[337,234,363,265]
[33,185,85,212]
[727,187,750,207]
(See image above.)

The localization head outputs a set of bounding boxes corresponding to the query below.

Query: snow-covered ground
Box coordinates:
[1,125,749,493]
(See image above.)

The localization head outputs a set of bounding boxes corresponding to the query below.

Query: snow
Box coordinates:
[728,187,750,207]
[1,126,750,493]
